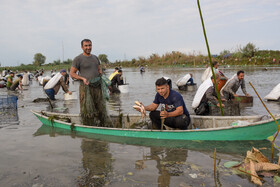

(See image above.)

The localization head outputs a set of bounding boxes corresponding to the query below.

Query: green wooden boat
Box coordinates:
[31,110,280,141]
[33,124,280,157]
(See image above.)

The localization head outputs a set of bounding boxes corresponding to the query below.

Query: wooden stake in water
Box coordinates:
[197,0,224,116]
[161,104,165,131]
[214,148,217,173]
[249,81,280,160]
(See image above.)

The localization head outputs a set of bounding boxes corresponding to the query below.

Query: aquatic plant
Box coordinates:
[48,115,55,127]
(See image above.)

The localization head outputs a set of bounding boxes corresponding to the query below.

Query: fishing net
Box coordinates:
[0,95,19,125]
[80,75,112,127]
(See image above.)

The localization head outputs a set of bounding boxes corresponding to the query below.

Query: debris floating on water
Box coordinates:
[224,147,280,186]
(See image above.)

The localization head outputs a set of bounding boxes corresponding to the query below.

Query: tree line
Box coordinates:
[1,42,280,72]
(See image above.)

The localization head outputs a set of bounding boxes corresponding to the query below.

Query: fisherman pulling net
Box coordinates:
[70,39,112,127]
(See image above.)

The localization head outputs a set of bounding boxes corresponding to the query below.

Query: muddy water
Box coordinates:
[0,67,279,186]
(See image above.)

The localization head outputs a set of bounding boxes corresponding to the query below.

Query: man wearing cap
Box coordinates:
[6,72,15,90]
[110,70,124,93]
[10,74,23,91]
[109,67,119,80]
[44,69,72,100]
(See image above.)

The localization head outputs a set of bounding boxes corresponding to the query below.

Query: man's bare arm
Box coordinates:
[70,67,88,85]
[144,103,158,111]
[98,65,102,74]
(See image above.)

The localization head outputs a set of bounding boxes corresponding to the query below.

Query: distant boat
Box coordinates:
[32,110,280,141]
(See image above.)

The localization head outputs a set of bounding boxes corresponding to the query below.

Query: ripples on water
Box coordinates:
[0,67,279,186]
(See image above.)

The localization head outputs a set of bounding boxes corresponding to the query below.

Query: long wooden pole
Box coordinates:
[214,148,217,173]
[249,82,280,160]
[197,0,224,116]
[161,104,165,131]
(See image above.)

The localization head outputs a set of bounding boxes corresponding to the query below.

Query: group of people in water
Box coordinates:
[0,39,251,131]
[0,70,31,91]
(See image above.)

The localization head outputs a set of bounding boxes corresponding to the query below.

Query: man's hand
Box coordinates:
[233,94,238,97]
[67,91,72,95]
[160,110,169,119]
[134,106,142,113]
[82,78,89,85]
[217,103,225,108]
[245,93,250,97]
[108,86,113,94]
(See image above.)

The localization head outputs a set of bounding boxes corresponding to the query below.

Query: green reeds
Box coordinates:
[197,0,224,116]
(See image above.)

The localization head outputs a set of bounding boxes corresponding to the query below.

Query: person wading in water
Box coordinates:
[70,39,112,127]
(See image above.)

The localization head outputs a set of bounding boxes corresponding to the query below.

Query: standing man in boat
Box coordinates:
[193,73,225,115]
[70,39,112,127]
[136,77,191,130]
[221,70,250,100]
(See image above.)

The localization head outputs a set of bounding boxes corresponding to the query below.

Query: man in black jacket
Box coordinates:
[110,70,123,93]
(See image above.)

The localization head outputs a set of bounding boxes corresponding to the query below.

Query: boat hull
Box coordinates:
[32,111,280,141]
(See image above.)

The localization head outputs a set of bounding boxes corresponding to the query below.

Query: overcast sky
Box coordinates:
[0,0,279,66]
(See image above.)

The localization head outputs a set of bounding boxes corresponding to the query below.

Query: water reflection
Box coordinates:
[45,102,69,113]
[146,147,188,187]
[33,124,277,157]
[108,94,122,115]
[33,125,279,186]
[78,139,113,186]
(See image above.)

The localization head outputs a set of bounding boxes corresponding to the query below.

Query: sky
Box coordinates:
[0,0,279,66]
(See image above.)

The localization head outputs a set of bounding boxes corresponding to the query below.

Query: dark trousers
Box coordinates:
[45,88,55,100]
[111,85,120,93]
[222,90,234,100]
[187,78,194,85]
[149,110,190,130]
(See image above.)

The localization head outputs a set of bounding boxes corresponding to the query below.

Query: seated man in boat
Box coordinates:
[109,67,119,80]
[193,73,225,115]
[110,69,124,94]
[10,74,23,91]
[137,77,191,130]
[221,70,250,100]
[43,69,72,100]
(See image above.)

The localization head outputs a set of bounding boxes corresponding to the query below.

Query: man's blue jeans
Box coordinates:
[45,88,55,100]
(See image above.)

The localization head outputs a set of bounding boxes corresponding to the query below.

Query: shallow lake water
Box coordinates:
[0,66,280,186]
